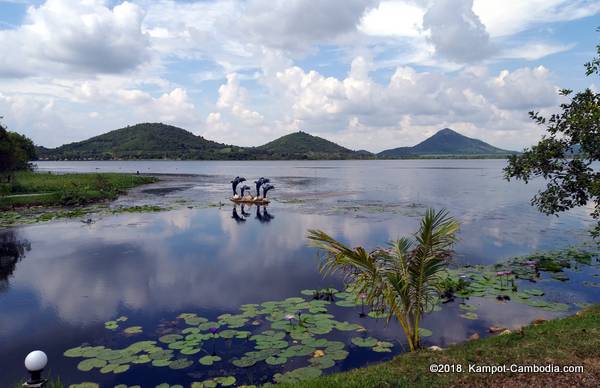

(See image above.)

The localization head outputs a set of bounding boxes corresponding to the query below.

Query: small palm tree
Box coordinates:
[307,208,459,351]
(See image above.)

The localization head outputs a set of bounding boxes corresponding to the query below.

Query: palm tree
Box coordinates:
[307,209,459,351]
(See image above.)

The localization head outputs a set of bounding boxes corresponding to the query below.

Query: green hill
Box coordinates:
[37,124,371,161]
[255,131,370,160]
[37,123,250,160]
[378,128,516,158]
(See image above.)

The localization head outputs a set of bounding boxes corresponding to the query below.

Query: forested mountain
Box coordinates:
[378,128,516,158]
[37,124,371,160]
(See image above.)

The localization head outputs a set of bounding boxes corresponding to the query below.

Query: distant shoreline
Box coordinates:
[36,154,513,162]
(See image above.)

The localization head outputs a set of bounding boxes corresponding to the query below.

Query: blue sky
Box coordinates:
[0,0,599,152]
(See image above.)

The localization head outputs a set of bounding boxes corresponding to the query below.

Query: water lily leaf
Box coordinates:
[64,347,85,358]
[124,326,143,334]
[97,350,123,361]
[100,364,117,374]
[273,367,322,384]
[419,328,433,337]
[266,355,288,365]
[214,376,237,387]
[180,347,201,355]
[232,357,257,367]
[351,337,378,347]
[460,312,478,320]
[159,334,183,344]
[116,316,128,322]
[335,300,357,307]
[152,359,171,367]
[132,355,151,364]
[372,345,392,352]
[184,316,209,326]
[310,356,336,369]
[77,358,107,371]
[300,289,316,296]
[68,383,100,388]
[169,358,193,370]
[148,350,173,361]
[199,355,222,366]
[113,364,130,374]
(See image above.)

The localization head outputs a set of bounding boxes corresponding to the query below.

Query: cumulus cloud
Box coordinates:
[0,0,150,77]
[267,57,559,150]
[0,0,596,150]
[423,0,493,63]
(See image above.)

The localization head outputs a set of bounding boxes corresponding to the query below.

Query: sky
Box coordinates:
[0,0,599,152]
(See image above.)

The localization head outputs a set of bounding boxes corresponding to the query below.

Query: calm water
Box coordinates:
[1,160,596,386]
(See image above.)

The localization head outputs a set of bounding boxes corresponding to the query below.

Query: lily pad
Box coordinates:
[460,312,479,320]
[77,358,107,371]
[199,355,222,366]
[214,376,237,387]
[159,334,183,344]
[169,358,193,370]
[124,326,143,334]
[266,355,288,365]
[351,337,378,347]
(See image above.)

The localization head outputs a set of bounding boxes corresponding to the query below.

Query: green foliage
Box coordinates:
[504,29,600,238]
[308,209,459,351]
[0,171,156,209]
[0,120,36,179]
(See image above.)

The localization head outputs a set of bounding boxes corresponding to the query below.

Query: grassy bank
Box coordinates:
[277,305,600,387]
[0,171,157,209]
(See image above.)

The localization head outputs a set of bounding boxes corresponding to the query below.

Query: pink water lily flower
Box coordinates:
[285,314,295,321]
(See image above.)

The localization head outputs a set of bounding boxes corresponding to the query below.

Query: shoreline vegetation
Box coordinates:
[0,171,158,219]
[276,304,600,388]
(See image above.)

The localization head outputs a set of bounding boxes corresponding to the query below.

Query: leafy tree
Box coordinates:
[307,209,459,351]
[504,30,600,238]
[0,118,37,181]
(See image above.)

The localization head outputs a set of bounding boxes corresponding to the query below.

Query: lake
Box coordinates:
[1,160,597,386]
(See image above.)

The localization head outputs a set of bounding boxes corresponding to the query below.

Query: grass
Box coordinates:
[0,171,157,209]
[276,305,600,387]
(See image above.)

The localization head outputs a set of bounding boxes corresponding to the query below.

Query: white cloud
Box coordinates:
[0,0,151,77]
[500,42,576,61]
[473,0,600,38]
[358,1,424,38]
[267,57,559,151]
[423,0,493,63]
[0,0,595,150]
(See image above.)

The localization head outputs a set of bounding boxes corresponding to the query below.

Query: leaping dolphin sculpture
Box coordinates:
[262,183,275,198]
[254,177,270,197]
[240,184,251,198]
[230,176,247,196]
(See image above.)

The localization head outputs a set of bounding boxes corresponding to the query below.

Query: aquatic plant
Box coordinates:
[308,209,459,351]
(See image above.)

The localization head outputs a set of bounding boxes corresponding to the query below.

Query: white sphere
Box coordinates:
[24,350,48,372]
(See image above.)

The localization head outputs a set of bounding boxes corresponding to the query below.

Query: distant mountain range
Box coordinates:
[36,123,516,161]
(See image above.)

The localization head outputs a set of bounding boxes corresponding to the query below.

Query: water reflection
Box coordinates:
[231,205,275,224]
[256,206,274,223]
[0,230,30,292]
